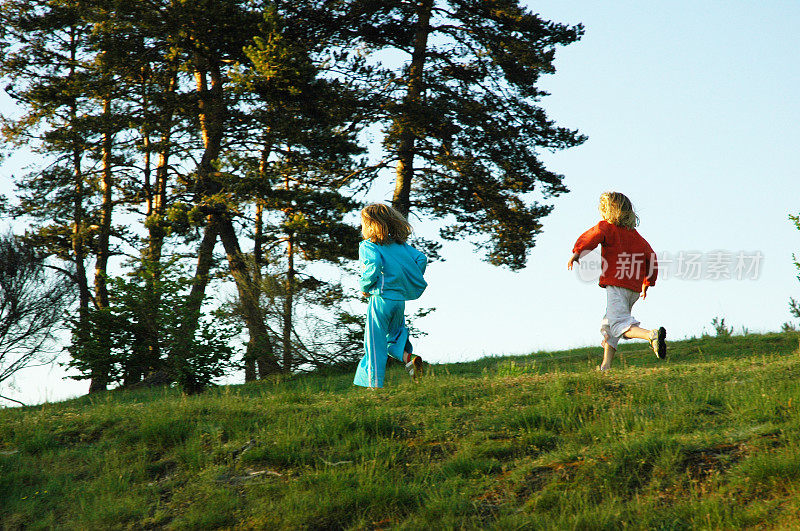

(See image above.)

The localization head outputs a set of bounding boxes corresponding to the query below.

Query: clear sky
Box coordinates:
[410,0,800,359]
[1,1,799,405]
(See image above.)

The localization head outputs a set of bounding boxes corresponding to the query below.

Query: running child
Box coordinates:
[353,204,427,388]
[567,192,666,370]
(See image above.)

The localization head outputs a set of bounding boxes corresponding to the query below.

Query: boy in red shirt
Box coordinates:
[568,192,667,371]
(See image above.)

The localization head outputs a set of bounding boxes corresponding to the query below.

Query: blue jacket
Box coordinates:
[359,240,427,300]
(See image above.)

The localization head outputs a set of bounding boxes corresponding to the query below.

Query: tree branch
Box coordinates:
[0,394,27,407]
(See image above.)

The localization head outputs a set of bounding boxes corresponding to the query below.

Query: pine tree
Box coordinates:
[227,6,372,373]
[1,0,382,393]
[347,0,586,269]
[0,0,118,391]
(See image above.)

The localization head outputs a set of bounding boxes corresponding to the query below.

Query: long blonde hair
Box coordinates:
[599,192,639,229]
[361,203,412,244]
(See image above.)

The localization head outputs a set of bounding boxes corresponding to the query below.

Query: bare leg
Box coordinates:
[624,325,667,359]
[623,325,652,341]
[600,343,615,371]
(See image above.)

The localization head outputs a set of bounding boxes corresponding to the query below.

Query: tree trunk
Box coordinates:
[193,57,280,379]
[172,215,218,390]
[127,68,154,387]
[72,148,90,313]
[253,143,273,378]
[139,67,178,381]
[252,202,268,379]
[391,0,433,218]
[88,96,115,393]
[283,231,294,372]
[217,214,281,377]
[68,25,92,317]
[253,203,264,285]
[66,25,98,392]
[73,146,98,389]
[94,97,113,308]
[194,58,224,191]
[181,217,218,331]
[281,162,294,374]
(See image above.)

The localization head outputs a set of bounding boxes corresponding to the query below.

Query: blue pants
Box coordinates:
[353,296,413,388]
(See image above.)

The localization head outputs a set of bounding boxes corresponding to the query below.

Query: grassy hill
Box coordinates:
[2,332,800,529]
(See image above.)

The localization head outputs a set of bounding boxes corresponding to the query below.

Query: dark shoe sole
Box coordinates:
[413,356,424,378]
[657,327,667,359]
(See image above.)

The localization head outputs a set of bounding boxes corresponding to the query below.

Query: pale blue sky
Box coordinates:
[411,0,800,360]
[2,1,799,404]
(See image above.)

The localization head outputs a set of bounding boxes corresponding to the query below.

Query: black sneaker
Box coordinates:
[650,327,667,359]
[405,355,423,381]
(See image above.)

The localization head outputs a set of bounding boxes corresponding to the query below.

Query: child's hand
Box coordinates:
[361,291,370,298]
[640,285,648,299]
[567,252,581,270]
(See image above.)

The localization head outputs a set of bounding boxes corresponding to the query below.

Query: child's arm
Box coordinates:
[568,223,606,270]
[359,241,382,295]
[411,246,427,274]
[641,242,658,299]
[567,252,581,270]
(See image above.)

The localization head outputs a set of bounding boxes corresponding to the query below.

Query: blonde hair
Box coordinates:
[361,203,412,244]
[599,192,639,229]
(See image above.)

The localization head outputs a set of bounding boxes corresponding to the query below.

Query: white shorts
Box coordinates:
[601,286,640,349]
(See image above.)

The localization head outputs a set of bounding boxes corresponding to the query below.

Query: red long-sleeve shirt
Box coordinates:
[573,221,658,292]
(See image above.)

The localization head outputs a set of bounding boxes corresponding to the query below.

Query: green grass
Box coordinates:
[2,332,800,529]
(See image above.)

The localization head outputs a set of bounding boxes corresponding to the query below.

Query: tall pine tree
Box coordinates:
[347,0,586,269]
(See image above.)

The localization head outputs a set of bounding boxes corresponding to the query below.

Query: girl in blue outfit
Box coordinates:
[353,204,427,388]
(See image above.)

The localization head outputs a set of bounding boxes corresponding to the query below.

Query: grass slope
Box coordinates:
[2,332,800,529]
